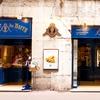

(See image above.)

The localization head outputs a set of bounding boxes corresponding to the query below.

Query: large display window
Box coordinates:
[0,18,32,86]
[0,39,31,84]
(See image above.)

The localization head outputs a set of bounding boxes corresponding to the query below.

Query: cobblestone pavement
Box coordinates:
[0,90,100,100]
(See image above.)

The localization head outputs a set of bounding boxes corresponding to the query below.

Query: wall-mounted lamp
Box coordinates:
[17,14,22,20]
[83,23,87,29]
[23,18,29,22]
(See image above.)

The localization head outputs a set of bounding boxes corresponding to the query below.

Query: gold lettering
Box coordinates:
[15,23,18,28]
[18,25,22,30]
[4,24,7,32]
[21,26,25,31]
[20,26,25,31]
[24,28,28,33]
[15,23,28,33]
[9,24,14,28]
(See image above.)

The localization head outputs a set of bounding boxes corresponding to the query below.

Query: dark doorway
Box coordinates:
[78,39,100,82]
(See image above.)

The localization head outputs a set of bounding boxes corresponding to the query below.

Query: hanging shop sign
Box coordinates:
[0,18,32,39]
[72,26,100,38]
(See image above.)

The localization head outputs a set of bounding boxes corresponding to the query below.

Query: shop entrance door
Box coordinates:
[71,25,100,88]
[78,39,93,81]
[78,39,100,82]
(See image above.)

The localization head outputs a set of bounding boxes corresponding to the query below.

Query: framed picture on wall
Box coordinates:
[43,49,59,70]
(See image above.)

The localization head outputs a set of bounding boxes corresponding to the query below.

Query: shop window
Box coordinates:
[0,46,31,68]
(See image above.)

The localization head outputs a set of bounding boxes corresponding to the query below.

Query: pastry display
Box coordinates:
[0,46,31,68]
[45,55,55,63]
[12,46,31,68]
[0,59,11,68]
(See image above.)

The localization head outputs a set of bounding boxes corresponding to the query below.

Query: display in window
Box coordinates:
[97,48,100,67]
[12,46,31,68]
[78,44,91,67]
[12,54,23,67]
[0,46,31,68]
[0,59,11,68]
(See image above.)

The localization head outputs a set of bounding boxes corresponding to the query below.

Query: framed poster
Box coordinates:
[43,49,59,70]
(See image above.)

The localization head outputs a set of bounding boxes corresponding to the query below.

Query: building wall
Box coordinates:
[0,0,99,91]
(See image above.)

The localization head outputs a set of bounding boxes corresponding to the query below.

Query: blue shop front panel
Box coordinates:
[0,67,31,84]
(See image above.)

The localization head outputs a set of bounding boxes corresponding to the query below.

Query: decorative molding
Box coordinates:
[43,23,61,38]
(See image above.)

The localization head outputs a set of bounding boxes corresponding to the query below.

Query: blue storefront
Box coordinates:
[0,18,32,85]
[72,25,100,88]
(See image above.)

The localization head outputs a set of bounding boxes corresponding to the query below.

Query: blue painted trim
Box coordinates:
[73,86,77,88]
[72,39,74,88]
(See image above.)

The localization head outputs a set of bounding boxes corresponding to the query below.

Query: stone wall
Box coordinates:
[0,0,99,91]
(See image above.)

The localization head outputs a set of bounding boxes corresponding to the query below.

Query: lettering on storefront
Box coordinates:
[76,29,88,35]
[15,23,28,33]
[0,18,32,39]
[0,23,28,33]
[72,26,100,38]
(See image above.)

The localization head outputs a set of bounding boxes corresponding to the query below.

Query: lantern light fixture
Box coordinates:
[82,23,87,29]
[17,14,22,20]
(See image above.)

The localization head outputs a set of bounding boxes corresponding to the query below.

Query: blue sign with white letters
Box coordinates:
[72,26,100,38]
[0,18,32,39]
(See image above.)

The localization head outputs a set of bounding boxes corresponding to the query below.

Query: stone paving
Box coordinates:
[0,90,100,100]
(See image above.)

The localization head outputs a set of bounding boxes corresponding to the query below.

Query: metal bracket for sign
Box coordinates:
[22,60,32,91]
